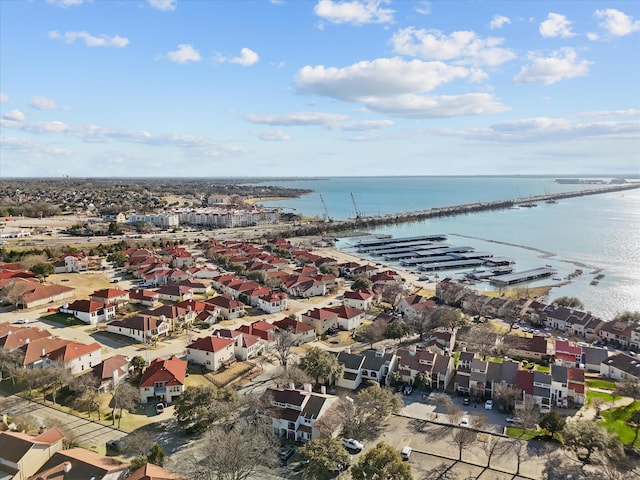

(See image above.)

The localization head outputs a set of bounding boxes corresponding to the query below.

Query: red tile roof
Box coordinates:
[140,356,187,388]
[188,336,234,353]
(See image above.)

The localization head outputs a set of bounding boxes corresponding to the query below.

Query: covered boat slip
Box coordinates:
[489,267,556,286]
[419,259,485,271]
[356,234,448,251]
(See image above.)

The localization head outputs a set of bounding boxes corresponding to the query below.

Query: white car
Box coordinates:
[401,446,412,460]
[342,438,364,451]
[14,318,32,324]
[459,416,470,427]
[484,400,493,410]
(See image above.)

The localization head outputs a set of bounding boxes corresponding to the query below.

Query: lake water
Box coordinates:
[255,177,640,320]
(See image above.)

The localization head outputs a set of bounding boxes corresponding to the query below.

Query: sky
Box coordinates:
[0,0,639,178]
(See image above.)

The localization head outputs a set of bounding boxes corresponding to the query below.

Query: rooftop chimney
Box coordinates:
[63,462,72,473]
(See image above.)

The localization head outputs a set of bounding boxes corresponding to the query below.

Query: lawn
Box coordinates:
[599,401,640,446]
[505,426,553,441]
[40,312,86,327]
[586,390,614,405]
[586,379,617,391]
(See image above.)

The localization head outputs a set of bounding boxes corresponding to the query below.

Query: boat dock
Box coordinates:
[419,259,485,271]
[356,234,448,251]
[489,267,556,286]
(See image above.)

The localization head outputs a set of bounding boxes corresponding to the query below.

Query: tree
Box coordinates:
[382,281,404,308]
[626,409,640,445]
[430,306,464,332]
[297,347,343,387]
[351,442,413,480]
[432,393,452,419]
[492,383,518,412]
[460,323,497,359]
[111,382,139,429]
[408,306,433,340]
[147,443,166,466]
[186,420,278,480]
[483,435,508,468]
[0,281,29,307]
[339,384,403,439]
[539,411,566,439]
[0,348,23,382]
[43,417,79,448]
[272,328,296,370]
[246,270,266,284]
[130,355,147,378]
[273,365,312,390]
[107,252,128,267]
[562,420,623,463]
[450,425,476,461]
[552,296,584,309]
[612,311,640,323]
[41,366,71,405]
[174,384,238,433]
[384,319,412,340]
[352,276,372,291]
[515,395,541,436]
[299,438,350,479]
[358,318,387,348]
[30,262,55,279]
[614,379,640,401]
[592,397,606,417]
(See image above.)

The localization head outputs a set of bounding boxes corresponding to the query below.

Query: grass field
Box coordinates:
[48,272,111,300]
[41,312,86,327]
[586,379,617,390]
[599,401,640,446]
[586,390,614,405]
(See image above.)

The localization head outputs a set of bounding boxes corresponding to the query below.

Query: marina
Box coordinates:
[489,267,556,286]
[356,234,448,251]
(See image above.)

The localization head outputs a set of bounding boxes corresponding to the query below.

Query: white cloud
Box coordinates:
[230,48,260,66]
[539,13,574,38]
[587,32,599,41]
[29,96,67,110]
[580,109,640,118]
[513,48,590,85]
[361,93,509,118]
[489,15,511,30]
[166,44,201,63]
[295,58,471,101]
[251,129,291,141]
[314,0,394,25]
[594,9,640,36]
[45,0,89,7]
[486,117,640,141]
[0,137,72,156]
[0,93,8,104]
[245,112,349,126]
[328,119,393,130]
[22,121,72,134]
[147,0,176,11]
[415,1,431,15]
[390,28,516,67]
[48,30,129,48]
[2,109,25,122]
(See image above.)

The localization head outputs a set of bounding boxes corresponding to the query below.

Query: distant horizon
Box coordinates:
[1,1,638,177]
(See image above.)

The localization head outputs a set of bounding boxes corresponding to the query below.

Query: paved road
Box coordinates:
[0,394,127,449]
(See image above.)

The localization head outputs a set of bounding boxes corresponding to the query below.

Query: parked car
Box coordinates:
[485,400,493,410]
[463,397,470,406]
[505,417,521,424]
[342,438,364,452]
[14,318,32,324]
[403,385,413,395]
[279,446,295,462]
[155,403,165,415]
[459,416,470,427]
[401,446,412,460]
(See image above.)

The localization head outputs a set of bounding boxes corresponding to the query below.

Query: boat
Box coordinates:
[520,202,538,208]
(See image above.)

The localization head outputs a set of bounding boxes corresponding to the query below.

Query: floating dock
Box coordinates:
[356,234,447,251]
[418,259,485,271]
[489,267,555,286]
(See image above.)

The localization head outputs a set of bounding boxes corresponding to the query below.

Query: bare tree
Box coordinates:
[0,349,23,382]
[273,365,312,389]
[515,394,541,436]
[460,323,497,359]
[432,393,452,419]
[42,417,80,448]
[111,382,139,429]
[272,329,296,370]
[493,383,518,412]
[42,366,71,405]
[483,435,508,468]
[430,306,465,332]
[359,318,387,348]
[381,281,404,309]
[71,373,101,420]
[450,426,476,461]
[0,281,29,307]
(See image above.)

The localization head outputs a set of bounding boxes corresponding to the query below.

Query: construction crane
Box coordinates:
[319,194,332,222]
[350,192,362,219]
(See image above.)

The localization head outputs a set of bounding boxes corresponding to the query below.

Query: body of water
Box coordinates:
[255,177,640,320]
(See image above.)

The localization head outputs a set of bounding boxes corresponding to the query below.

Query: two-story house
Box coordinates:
[186,336,235,371]
[59,300,116,325]
[139,356,187,404]
[107,315,169,343]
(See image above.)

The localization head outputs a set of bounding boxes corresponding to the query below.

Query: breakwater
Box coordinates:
[273,183,640,239]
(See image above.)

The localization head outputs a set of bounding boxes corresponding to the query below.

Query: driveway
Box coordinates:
[0,394,127,449]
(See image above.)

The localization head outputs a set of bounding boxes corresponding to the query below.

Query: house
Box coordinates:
[89,288,130,308]
[301,308,338,335]
[600,353,640,382]
[0,429,64,480]
[126,463,185,480]
[59,300,116,325]
[357,349,396,386]
[395,347,454,391]
[128,289,161,307]
[257,292,288,314]
[342,289,375,311]
[582,346,610,372]
[215,329,264,361]
[0,278,75,309]
[554,339,583,368]
[515,369,552,413]
[598,321,636,348]
[507,335,550,362]
[42,340,103,375]
[30,447,128,480]
[92,354,131,392]
[453,351,476,394]
[144,305,197,332]
[267,385,339,443]
[139,356,187,404]
[326,305,365,331]
[0,325,52,351]
[425,330,455,355]
[397,294,435,318]
[237,320,276,342]
[551,365,585,408]
[170,279,212,295]
[107,315,169,343]
[52,254,88,273]
[272,317,316,345]
[186,336,235,371]
[334,350,365,390]
[153,285,193,302]
[207,295,246,320]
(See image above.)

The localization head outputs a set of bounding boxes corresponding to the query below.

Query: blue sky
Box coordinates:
[1,0,639,177]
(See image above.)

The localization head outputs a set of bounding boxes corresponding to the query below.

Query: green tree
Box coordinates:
[130,355,146,378]
[147,443,166,466]
[552,296,584,309]
[384,319,412,340]
[612,311,640,323]
[358,318,387,348]
[30,262,55,279]
[246,270,266,283]
[626,409,640,446]
[297,347,344,387]
[107,252,128,267]
[0,348,23,382]
[339,383,403,439]
[299,438,350,480]
[351,276,372,291]
[174,384,238,433]
[351,442,413,480]
[563,420,623,463]
[538,411,566,439]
